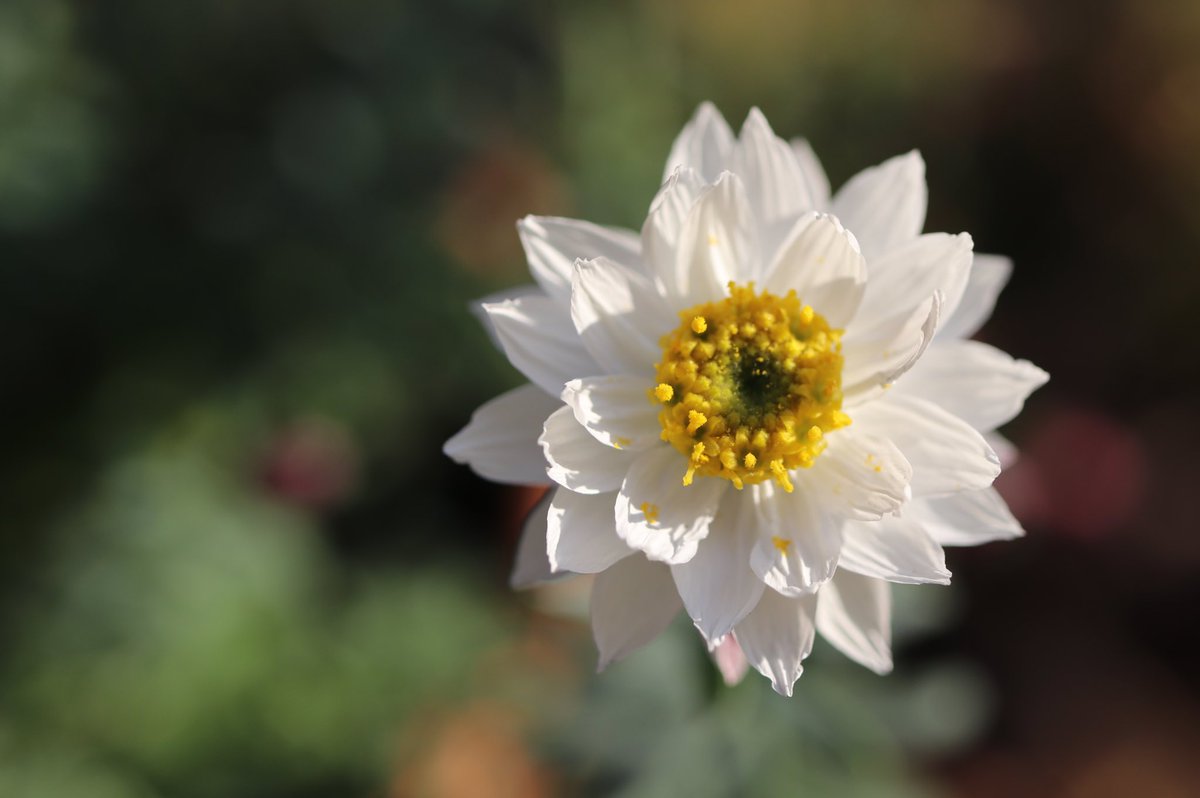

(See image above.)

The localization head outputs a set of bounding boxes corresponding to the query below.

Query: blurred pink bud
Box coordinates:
[997,406,1146,540]
[712,635,749,687]
[260,417,360,510]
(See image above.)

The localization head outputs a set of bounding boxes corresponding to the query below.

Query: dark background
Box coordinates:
[2,1,1197,795]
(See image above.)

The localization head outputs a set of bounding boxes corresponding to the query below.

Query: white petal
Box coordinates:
[896,340,1049,432]
[671,173,757,306]
[662,101,735,184]
[470,284,541,350]
[670,489,765,644]
[615,445,726,564]
[808,428,913,521]
[987,431,1019,469]
[747,481,843,597]
[643,166,709,296]
[831,151,927,259]
[510,491,559,589]
[540,406,633,494]
[732,108,819,236]
[570,257,672,377]
[839,516,951,585]
[856,233,974,331]
[852,395,1000,498]
[762,212,866,328]
[790,138,831,210]
[562,375,662,451]
[518,215,642,300]
[483,295,599,395]
[443,384,557,485]
[591,555,682,670]
[734,590,818,697]
[546,487,631,573]
[842,291,942,403]
[816,569,893,674]
[907,487,1024,547]
[937,253,1012,341]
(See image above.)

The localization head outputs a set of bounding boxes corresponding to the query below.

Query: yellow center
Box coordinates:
[652,283,850,492]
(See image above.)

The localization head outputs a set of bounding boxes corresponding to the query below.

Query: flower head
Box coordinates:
[445,104,1047,695]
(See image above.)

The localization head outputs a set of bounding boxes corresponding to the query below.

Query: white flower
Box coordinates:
[445,104,1047,696]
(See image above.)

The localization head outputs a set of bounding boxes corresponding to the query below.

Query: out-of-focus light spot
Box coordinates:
[389,703,556,798]
[436,141,569,277]
[260,416,360,511]
[996,406,1147,540]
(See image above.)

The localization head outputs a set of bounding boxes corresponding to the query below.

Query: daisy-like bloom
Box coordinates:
[445,104,1047,696]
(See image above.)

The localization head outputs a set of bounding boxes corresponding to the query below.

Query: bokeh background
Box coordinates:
[2,0,1199,795]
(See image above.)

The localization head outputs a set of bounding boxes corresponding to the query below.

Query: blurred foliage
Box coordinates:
[2,0,1199,795]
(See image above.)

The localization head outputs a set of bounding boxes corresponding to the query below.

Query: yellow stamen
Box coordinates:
[651,282,849,490]
[640,502,660,524]
[772,535,792,553]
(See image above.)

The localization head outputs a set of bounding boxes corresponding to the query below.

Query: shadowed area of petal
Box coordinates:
[842,291,941,404]
[571,257,672,376]
[937,253,1012,341]
[443,384,558,485]
[747,481,842,597]
[672,173,757,306]
[561,375,662,452]
[470,284,541,350]
[856,232,973,330]
[907,487,1025,547]
[895,340,1049,432]
[540,406,633,494]
[816,569,893,674]
[643,166,708,298]
[483,294,600,395]
[762,212,865,328]
[670,488,765,644]
[734,590,818,697]
[615,446,726,564]
[839,517,951,585]
[546,487,631,573]
[789,138,831,210]
[808,429,912,521]
[831,150,927,260]
[662,101,735,184]
[592,555,682,670]
[510,491,558,590]
[852,395,1000,497]
[518,215,642,300]
[732,108,820,242]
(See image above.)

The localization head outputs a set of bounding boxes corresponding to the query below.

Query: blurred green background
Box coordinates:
[3,0,1199,796]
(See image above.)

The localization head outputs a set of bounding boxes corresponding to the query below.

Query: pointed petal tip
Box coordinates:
[1022,360,1052,388]
[744,105,767,123]
[441,432,466,462]
[870,657,895,676]
[771,668,801,697]
[694,100,722,119]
